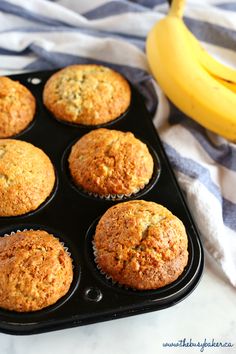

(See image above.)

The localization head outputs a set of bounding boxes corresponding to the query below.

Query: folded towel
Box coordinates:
[0,0,235,286]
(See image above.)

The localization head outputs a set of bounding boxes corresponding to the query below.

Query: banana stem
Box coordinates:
[169,0,186,18]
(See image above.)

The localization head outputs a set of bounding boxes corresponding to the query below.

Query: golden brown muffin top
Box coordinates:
[0,77,36,138]
[0,139,55,216]
[94,200,188,290]
[0,230,73,312]
[68,128,154,196]
[43,65,131,125]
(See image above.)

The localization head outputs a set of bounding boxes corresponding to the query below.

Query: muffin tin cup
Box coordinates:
[0,77,36,139]
[62,137,161,202]
[0,69,204,335]
[85,217,201,300]
[43,64,132,130]
[0,167,58,220]
[0,224,81,318]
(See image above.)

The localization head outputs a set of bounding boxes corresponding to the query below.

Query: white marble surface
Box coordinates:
[0,251,235,354]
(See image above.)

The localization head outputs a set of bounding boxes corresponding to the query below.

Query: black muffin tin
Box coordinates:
[0,69,204,335]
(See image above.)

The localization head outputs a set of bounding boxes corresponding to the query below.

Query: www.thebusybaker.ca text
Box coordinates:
[162,338,234,352]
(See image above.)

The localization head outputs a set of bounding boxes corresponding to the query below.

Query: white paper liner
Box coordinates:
[92,239,135,290]
[76,181,150,201]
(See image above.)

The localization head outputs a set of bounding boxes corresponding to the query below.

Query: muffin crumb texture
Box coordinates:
[68,128,154,196]
[94,200,189,290]
[0,139,55,216]
[43,65,131,125]
[0,77,35,138]
[0,230,73,312]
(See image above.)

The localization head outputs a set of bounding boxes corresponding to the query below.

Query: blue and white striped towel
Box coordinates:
[0,0,236,286]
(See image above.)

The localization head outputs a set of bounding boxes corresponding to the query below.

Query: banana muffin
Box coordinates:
[0,230,73,312]
[68,128,154,197]
[43,64,131,126]
[94,200,189,290]
[0,139,55,216]
[0,77,36,138]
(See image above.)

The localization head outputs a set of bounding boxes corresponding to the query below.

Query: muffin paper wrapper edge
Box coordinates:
[92,240,135,290]
[77,182,150,201]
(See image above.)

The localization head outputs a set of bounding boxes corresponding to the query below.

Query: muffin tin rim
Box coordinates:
[0,68,204,334]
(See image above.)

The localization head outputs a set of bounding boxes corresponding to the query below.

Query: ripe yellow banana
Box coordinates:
[146,0,236,142]
[186,29,236,84]
[216,77,236,94]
